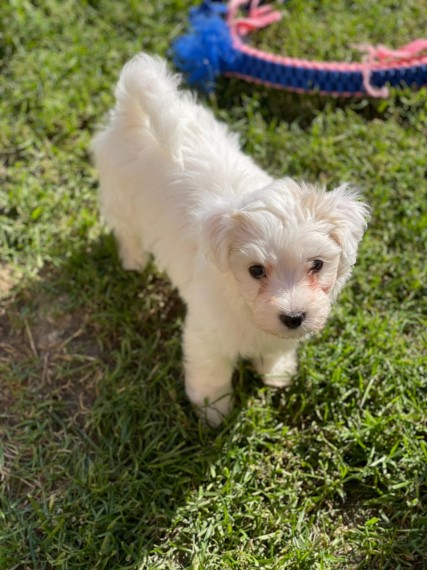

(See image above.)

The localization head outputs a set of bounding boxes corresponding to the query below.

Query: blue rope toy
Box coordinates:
[172,0,427,97]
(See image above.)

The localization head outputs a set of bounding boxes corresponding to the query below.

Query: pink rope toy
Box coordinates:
[357,39,427,97]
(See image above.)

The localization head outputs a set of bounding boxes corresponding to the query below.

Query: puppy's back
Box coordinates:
[91,53,271,294]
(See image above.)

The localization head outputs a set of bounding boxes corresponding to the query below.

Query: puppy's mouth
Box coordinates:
[259,326,312,340]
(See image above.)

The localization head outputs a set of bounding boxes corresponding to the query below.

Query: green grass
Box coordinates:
[1,1,426,568]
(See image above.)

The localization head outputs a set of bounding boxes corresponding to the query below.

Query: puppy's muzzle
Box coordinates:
[280,312,306,329]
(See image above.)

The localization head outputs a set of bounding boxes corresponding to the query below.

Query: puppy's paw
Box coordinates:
[184,351,234,426]
[256,351,298,388]
[186,383,233,427]
[262,372,293,388]
[193,394,233,427]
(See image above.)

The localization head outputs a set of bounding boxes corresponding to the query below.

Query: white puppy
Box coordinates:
[92,53,369,425]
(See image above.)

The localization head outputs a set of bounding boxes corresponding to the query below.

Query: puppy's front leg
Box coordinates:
[255,345,299,388]
[183,321,234,426]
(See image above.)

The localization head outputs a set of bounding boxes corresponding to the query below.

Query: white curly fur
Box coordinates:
[92,53,369,425]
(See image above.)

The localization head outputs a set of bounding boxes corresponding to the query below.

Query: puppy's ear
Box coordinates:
[326,185,370,266]
[200,202,238,272]
[318,185,369,294]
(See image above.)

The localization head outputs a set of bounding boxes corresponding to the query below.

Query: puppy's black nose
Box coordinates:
[280,312,305,329]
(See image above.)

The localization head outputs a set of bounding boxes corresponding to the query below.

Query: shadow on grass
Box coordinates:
[1,235,425,568]
[1,234,262,568]
[214,77,398,128]
[213,77,424,151]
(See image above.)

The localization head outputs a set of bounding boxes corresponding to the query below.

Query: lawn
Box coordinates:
[1,1,426,569]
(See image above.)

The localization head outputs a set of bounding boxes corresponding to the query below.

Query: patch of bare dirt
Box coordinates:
[0,287,103,418]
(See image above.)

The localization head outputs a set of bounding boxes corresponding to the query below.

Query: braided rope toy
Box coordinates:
[172,0,427,97]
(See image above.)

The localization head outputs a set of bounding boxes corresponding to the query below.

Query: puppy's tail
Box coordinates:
[115,53,186,164]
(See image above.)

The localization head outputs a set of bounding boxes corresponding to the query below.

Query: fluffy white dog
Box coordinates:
[92,53,369,425]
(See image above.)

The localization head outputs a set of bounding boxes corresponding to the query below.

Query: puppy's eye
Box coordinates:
[310,259,323,273]
[249,264,266,279]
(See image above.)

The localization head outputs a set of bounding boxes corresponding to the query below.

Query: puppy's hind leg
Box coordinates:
[114,228,149,272]
[255,345,298,388]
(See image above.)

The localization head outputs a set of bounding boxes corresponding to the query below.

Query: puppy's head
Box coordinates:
[202,178,369,339]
